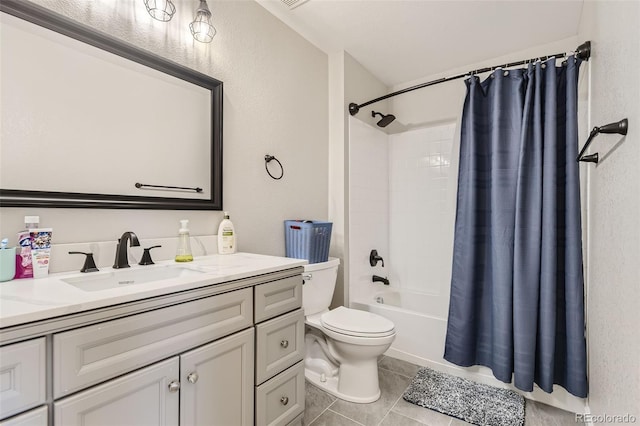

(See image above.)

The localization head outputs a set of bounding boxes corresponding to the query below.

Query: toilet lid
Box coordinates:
[320,306,395,338]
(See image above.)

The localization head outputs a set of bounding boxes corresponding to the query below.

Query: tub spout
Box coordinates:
[372,275,389,285]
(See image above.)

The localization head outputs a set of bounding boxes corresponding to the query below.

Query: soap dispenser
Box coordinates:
[175,219,193,262]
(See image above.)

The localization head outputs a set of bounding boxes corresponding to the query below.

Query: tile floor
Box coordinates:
[303,356,583,426]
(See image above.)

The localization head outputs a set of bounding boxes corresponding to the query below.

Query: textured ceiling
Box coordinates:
[258,0,584,86]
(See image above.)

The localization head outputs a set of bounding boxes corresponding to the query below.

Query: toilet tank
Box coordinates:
[302,257,340,316]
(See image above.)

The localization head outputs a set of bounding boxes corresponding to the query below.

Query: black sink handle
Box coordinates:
[68,251,99,273]
[139,245,162,266]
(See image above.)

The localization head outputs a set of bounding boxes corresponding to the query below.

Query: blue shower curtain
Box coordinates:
[444,58,588,398]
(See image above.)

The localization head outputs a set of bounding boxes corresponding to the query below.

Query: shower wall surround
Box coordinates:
[348,118,456,310]
[388,123,457,308]
[348,118,389,304]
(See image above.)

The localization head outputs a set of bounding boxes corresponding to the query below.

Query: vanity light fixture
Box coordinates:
[143,0,176,22]
[190,0,217,43]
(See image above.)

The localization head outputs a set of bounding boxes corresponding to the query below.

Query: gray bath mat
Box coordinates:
[402,367,525,426]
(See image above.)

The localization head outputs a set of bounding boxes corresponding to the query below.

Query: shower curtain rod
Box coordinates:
[348,41,591,116]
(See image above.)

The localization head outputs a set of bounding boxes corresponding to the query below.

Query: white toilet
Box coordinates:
[303,258,396,403]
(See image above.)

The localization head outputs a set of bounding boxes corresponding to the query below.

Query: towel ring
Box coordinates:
[265,154,284,180]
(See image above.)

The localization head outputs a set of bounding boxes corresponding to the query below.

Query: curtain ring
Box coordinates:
[264,154,284,180]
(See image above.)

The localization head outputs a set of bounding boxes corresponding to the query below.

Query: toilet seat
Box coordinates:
[320,306,395,338]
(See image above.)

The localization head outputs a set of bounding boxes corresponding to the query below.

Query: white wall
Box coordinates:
[0,0,328,260]
[344,53,390,131]
[327,51,390,308]
[328,51,347,309]
[578,1,640,419]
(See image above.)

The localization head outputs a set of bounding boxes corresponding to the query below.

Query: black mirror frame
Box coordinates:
[0,0,223,210]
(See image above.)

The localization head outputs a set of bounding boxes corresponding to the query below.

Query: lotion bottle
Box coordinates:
[175,219,193,262]
[217,212,236,254]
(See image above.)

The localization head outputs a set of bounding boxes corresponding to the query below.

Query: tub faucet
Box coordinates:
[372,275,389,285]
[113,231,140,269]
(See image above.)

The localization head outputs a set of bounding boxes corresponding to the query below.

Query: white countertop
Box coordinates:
[0,253,306,329]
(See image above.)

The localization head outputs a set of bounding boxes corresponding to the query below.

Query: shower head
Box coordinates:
[372,111,396,128]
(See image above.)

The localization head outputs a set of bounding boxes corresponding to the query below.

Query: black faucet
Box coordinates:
[372,275,389,285]
[369,249,384,267]
[113,231,140,269]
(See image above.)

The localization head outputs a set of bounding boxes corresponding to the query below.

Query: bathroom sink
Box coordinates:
[61,266,205,292]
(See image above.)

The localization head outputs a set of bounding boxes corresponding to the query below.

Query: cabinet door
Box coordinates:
[180,328,254,426]
[0,406,47,426]
[0,338,46,420]
[54,358,179,426]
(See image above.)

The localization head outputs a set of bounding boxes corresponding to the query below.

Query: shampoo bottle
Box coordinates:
[217,212,236,254]
[175,219,193,262]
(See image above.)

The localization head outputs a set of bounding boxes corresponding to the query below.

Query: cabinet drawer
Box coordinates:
[255,361,304,426]
[0,406,47,426]
[54,287,252,398]
[0,338,46,420]
[255,309,304,384]
[254,276,302,323]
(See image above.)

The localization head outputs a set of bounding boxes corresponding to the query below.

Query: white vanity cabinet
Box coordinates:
[54,328,255,426]
[0,262,305,426]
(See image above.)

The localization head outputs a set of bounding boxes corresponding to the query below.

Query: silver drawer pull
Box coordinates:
[168,380,181,393]
[280,396,289,406]
[187,372,199,384]
[280,340,289,349]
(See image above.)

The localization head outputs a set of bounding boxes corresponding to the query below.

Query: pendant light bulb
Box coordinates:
[143,0,176,22]
[190,0,217,43]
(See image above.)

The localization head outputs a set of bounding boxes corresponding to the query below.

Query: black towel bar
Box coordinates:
[577,118,628,164]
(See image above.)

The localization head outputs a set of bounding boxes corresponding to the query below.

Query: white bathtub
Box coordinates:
[351,288,587,413]
[352,289,449,368]
[369,289,448,319]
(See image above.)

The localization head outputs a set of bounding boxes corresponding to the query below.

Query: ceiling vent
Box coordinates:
[280,0,310,10]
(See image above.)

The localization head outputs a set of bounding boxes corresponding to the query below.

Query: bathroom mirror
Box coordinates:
[0,1,223,210]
